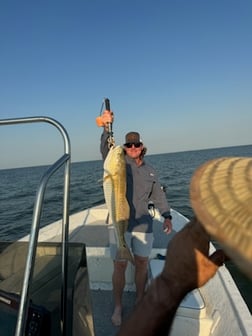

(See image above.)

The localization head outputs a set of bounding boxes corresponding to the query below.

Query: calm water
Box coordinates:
[0,144,251,312]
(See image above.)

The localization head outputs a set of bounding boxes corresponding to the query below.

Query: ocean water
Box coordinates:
[0,144,251,312]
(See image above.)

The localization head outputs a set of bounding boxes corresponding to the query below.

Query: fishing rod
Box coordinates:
[104,97,110,112]
[104,97,113,140]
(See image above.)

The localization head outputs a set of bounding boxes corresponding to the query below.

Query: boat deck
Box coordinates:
[91,289,135,336]
[86,217,176,336]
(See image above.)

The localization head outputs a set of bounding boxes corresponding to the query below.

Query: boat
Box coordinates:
[0,116,251,336]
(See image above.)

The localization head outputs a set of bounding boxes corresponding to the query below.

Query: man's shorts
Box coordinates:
[109,226,154,260]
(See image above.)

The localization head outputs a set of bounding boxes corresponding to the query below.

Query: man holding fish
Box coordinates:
[97,108,172,326]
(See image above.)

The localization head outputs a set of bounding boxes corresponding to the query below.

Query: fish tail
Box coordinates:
[116,246,135,265]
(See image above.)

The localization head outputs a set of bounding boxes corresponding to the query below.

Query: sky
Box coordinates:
[0,0,251,169]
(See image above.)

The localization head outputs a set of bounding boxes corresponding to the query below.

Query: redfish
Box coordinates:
[103,145,134,264]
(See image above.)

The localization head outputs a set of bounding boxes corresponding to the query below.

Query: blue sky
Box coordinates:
[0,0,251,169]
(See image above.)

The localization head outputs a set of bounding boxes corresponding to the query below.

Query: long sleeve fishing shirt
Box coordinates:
[100,131,171,233]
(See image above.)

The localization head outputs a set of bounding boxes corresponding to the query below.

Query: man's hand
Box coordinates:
[163,218,172,234]
[96,110,114,128]
[161,217,227,293]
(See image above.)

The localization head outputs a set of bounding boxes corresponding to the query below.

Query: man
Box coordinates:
[98,110,172,326]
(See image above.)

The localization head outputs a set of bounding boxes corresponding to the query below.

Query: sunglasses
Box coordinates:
[124,142,143,148]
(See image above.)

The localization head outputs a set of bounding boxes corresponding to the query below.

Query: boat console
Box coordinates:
[0,241,95,336]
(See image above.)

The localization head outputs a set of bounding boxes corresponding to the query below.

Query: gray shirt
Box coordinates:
[100,131,171,233]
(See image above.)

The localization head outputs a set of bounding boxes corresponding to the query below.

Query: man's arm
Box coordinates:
[150,177,173,234]
[97,110,114,160]
[100,130,110,160]
[117,218,226,336]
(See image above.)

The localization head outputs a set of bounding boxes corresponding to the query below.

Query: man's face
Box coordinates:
[124,142,143,159]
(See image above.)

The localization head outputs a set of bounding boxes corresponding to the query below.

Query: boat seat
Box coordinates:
[149,259,207,319]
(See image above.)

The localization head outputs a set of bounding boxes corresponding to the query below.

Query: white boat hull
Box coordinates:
[18,203,252,336]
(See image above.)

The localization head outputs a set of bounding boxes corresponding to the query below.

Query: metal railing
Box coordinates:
[0,116,71,336]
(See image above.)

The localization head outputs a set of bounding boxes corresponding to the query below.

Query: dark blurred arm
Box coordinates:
[117,218,226,336]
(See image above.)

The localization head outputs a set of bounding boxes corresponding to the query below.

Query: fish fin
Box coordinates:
[116,246,135,265]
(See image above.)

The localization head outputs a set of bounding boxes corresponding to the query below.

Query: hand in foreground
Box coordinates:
[117,217,227,336]
[96,110,114,128]
[161,217,227,293]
